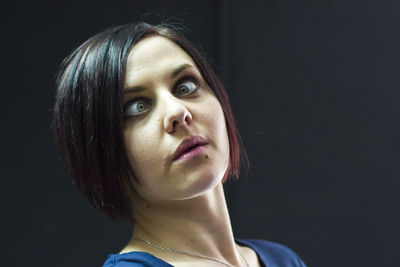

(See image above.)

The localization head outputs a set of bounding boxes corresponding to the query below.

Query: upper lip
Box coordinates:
[173,136,208,161]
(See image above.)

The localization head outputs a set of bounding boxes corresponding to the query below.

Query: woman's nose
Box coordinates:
[163,96,193,134]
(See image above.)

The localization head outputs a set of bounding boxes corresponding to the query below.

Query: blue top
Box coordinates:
[103,239,307,267]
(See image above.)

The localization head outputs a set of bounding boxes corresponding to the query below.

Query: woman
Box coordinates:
[53,22,307,267]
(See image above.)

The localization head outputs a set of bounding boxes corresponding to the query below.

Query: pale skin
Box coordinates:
[120,36,261,267]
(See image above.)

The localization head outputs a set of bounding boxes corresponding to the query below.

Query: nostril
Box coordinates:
[184,114,191,124]
[165,108,192,134]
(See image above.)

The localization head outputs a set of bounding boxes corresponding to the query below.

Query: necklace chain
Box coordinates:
[132,236,249,267]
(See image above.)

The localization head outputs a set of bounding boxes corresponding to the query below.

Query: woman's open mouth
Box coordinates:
[173,136,208,162]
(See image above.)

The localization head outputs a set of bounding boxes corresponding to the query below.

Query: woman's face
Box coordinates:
[123,36,230,203]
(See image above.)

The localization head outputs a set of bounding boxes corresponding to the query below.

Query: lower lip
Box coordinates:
[174,145,207,162]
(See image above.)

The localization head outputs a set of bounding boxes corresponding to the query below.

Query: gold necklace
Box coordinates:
[132,236,249,267]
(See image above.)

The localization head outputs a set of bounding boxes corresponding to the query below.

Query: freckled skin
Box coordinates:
[123,36,230,204]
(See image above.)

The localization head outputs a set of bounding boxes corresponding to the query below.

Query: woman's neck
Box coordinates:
[123,183,241,264]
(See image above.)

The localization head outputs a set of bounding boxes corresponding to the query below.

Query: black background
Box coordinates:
[3,1,399,266]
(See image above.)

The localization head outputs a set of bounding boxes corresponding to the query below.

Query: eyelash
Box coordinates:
[123,76,200,118]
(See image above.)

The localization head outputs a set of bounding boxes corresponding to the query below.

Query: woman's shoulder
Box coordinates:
[102,251,173,267]
[236,238,307,267]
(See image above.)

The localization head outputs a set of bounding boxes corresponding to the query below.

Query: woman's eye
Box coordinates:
[176,80,198,96]
[124,99,149,116]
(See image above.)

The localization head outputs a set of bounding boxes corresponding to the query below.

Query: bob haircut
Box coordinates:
[53,22,246,222]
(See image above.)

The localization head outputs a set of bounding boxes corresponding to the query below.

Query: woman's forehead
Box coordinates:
[124,36,196,89]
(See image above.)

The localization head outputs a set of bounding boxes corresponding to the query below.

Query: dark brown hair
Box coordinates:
[53,22,247,222]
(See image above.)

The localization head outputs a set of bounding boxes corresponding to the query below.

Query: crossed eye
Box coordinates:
[124,79,200,117]
[126,100,148,116]
[176,80,198,96]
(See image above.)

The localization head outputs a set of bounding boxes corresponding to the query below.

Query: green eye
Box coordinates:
[177,80,198,96]
[125,100,148,116]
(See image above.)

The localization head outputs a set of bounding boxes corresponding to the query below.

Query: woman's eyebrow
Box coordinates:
[124,63,195,94]
[171,63,195,79]
[124,85,146,94]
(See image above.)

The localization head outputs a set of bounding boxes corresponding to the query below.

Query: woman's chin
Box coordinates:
[171,168,227,201]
